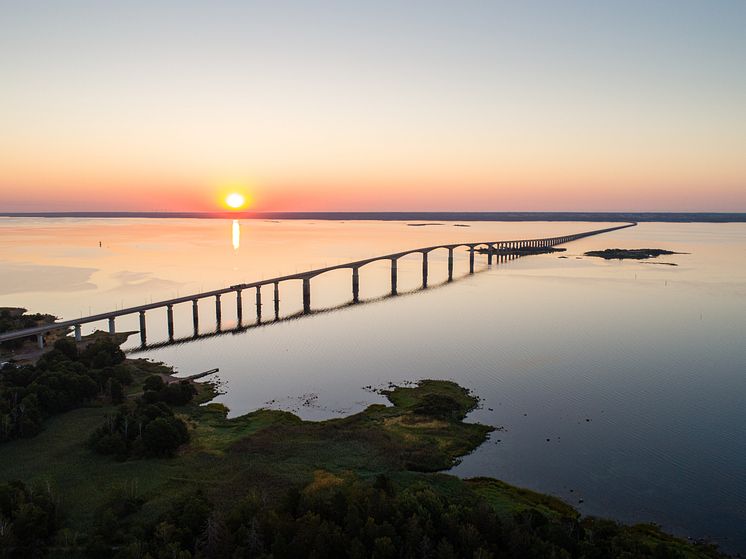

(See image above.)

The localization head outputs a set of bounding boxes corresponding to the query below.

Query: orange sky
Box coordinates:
[1,1,744,212]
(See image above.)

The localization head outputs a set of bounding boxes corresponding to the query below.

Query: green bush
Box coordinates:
[143,375,165,392]
[1,337,134,444]
[142,417,189,457]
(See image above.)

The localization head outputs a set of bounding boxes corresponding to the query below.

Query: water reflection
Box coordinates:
[2,218,746,552]
[232,219,240,250]
[128,253,520,352]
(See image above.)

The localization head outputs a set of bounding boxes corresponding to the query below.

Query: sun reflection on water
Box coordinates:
[232,219,240,250]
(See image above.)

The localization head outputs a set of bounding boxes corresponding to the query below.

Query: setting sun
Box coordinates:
[225,193,246,209]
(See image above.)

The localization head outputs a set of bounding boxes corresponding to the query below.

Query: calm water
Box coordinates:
[1,218,745,553]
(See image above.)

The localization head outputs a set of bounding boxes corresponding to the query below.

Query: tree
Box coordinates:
[142,417,189,457]
[143,375,165,393]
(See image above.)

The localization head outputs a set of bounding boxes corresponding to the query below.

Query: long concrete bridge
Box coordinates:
[0,223,635,349]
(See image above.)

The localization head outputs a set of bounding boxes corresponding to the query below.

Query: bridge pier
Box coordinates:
[192,299,199,336]
[139,311,146,345]
[274,282,280,319]
[167,305,174,340]
[302,277,311,314]
[390,258,398,295]
[487,246,493,265]
[0,223,639,350]
[422,252,428,288]
[352,267,360,303]
[215,294,222,329]
[236,289,243,325]
[256,286,262,323]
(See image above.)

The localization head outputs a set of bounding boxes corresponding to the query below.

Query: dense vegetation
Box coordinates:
[0,332,729,558]
[0,480,61,557]
[3,474,724,558]
[88,375,194,459]
[0,337,130,442]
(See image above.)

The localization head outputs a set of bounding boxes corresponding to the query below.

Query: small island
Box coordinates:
[584,248,681,260]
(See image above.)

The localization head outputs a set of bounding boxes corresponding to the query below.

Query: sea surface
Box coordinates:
[1,217,745,553]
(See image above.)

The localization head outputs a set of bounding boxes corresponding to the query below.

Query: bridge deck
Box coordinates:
[0,223,635,343]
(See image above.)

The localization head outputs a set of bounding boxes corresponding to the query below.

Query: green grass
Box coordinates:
[0,371,492,532]
[466,477,579,520]
[0,371,726,557]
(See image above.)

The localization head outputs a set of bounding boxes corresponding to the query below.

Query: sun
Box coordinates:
[225,193,246,209]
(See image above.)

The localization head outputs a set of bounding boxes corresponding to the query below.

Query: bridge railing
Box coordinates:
[0,222,635,349]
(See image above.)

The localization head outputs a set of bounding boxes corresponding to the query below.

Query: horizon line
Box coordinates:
[1,211,746,223]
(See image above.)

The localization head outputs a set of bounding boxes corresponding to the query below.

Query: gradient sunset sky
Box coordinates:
[1,0,744,212]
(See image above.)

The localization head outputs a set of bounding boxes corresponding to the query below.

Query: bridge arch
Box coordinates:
[0,223,637,348]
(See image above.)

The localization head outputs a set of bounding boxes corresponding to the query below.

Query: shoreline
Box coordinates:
[0,332,731,556]
[0,309,736,556]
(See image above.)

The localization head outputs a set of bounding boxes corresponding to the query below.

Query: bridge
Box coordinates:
[0,223,635,350]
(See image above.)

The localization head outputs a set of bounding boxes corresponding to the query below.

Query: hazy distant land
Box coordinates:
[1,211,745,222]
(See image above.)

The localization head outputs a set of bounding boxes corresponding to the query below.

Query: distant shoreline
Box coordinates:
[1,211,745,222]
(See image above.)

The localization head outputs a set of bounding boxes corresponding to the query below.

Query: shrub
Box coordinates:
[53,337,79,360]
[143,375,165,392]
[142,416,189,457]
